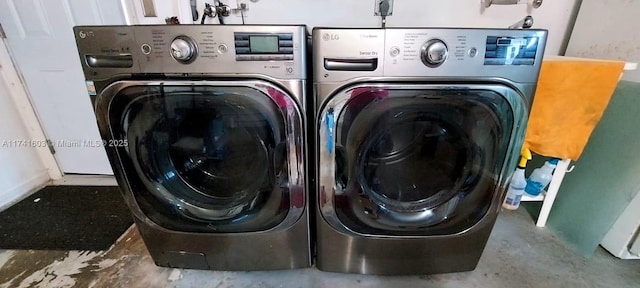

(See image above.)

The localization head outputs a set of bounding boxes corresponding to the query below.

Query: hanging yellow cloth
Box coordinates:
[524,57,625,160]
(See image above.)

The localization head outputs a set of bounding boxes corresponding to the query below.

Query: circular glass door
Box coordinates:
[326,87,516,236]
[105,83,302,233]
[358,108,473,214]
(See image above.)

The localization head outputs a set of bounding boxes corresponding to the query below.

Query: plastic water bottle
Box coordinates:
[525,158,559,196]
[503,167,527,210]
[503,148,531,210]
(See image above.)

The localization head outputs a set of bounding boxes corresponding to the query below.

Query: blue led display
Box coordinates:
[484,36,538,66]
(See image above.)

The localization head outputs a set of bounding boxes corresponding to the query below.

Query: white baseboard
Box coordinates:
[0,170,50,211]
[50,174,118,186]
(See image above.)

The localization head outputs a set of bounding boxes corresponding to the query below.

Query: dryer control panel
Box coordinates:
[74,25,307,80]
[313,28,547,84]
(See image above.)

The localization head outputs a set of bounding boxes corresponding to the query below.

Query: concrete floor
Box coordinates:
[1,208,639,288]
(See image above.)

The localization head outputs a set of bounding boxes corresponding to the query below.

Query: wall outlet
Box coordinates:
[234,0,250,17]
[374,0,393,16]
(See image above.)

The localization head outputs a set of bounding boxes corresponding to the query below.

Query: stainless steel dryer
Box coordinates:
[74,25,310,270]
[313,28,547,275]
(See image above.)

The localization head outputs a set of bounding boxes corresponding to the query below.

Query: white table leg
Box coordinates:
[536,158,572,227]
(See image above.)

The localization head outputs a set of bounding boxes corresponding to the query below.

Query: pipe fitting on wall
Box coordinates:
[483,0,542,9]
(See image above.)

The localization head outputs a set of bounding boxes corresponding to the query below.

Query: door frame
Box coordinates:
[0,38,62,180]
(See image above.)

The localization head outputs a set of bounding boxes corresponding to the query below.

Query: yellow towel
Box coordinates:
[524,57,625,160]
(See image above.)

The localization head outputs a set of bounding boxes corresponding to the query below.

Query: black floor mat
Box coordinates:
[0,185,133,251]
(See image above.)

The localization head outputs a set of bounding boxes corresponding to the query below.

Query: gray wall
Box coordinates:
[547,0,640,256]
[127,0,579,55]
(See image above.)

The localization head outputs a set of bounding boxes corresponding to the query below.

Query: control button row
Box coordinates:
[235,47,250,54]
[236,55,294,61]
[486,36,498,44]
[235,40,292,48]
[277,34,293,40]
[487,36,525,45]
[485,50,536,59]
[484,58,534,65]
[279,47,294,54]
[234,33,294,41]
[235,40,249,47]
[235,47,294,54]
[279,40,293,47]
[486,44,537,53]
[512,59,535,65]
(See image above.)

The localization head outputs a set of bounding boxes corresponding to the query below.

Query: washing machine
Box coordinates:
[74,25,310,270]
[313,28,547,275]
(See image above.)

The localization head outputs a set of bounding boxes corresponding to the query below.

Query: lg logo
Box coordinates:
[322,33,339,41]
[78,30,94,39]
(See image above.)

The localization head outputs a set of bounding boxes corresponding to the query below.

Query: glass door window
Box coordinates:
[320,86,520,236]
[102,82,304,233]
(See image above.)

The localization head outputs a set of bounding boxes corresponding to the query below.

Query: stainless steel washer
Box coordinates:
[313,28,547,275]
[74,25,310,270]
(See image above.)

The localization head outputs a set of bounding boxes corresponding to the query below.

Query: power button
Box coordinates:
[218,44,228,54]
[141,44,152,55]
[390,47,401,57]
[468,47,478,58]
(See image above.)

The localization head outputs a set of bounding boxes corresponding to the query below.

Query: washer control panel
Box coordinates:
[74,25,306,80]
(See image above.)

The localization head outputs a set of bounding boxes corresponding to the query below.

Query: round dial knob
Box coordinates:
[420,39,448,67]
[170,36,197,63]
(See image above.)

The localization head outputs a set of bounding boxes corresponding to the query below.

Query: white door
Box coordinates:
[0,57,49,208]
[0,0,125,174]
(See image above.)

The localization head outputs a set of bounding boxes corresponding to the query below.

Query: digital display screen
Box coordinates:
[485,36,539,66]
[249,36,279,53]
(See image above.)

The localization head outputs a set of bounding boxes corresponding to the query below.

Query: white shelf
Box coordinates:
[521,192,545,202]
[624,62,638,71]
[519,61,636,227]
[533,158,572,227]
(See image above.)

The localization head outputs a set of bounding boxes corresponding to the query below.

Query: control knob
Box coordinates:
[170,36,197,63]
[420,39,448,67]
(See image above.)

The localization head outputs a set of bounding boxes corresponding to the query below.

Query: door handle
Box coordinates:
[85,54,133,68]
[325,109,335,154]
[324,58,378,71]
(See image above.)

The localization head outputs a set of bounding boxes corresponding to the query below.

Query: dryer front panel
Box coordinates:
[96,80,305,233]
[317,84,527,236]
